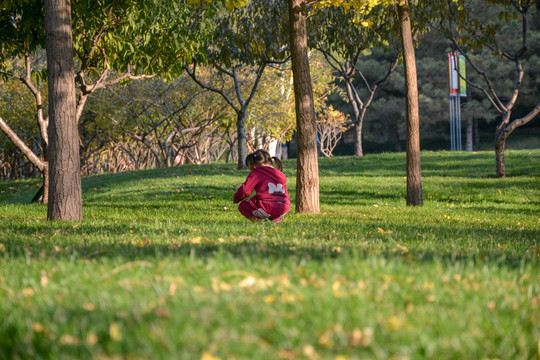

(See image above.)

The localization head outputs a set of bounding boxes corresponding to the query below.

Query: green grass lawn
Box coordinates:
[1,150,538,360]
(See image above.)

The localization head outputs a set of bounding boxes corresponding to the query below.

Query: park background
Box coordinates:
[1,1,539,178]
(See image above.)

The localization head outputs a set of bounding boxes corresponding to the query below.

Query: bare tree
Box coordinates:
[441,0,540,177]
[316,105,349,158]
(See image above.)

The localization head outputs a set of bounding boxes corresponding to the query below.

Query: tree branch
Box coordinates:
[185,63,240,112]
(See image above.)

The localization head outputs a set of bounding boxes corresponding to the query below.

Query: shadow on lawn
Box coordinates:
[1,217,537,269]
[1,236,535,270]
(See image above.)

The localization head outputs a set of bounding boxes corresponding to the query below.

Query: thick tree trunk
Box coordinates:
[289,0,319,213]
[398,0,423,206]
[237,112,247,170]
[45,0,82,221]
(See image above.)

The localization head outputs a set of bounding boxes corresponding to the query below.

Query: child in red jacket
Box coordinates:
[233,149,290,222]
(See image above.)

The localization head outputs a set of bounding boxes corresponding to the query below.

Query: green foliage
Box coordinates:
[0,0,44,70]
[0,150,539,358]
[209,0,289,67]
[309,3,398,59]
[71,0,217,78]
[248,65,296,143]
[1,0,218,79]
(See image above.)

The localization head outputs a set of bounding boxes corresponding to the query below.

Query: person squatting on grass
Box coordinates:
[233,149,290,222]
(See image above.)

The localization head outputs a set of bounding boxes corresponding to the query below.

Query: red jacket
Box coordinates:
[233,166,290,205]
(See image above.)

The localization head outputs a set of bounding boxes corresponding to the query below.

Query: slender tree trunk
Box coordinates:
[237,112,247,170]
[398,0,423,206]
[45,0,82,221]
[473,118,480,146]
[42,165,50,204]
[465,116,473,152]
[495,138,506,178]
[391,122,403,152]
[344,80,363,157]
[494,112,512,178]
[289,0,319,213]
[354,121,363,157]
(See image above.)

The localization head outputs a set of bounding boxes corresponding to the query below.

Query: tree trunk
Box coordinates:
[289,0,319,213]
[237,112,247,170]
[344,80,363,157]
[473,118,480,146]
[42,165,50,204]
[391,122,403,152]
[494,102,540,178]
[354,121,363,157]
[398,0,423,206]
[495,138,505,178]
[45,0,82,221]
[465,116,473,152]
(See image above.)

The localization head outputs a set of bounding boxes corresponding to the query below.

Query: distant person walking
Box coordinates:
[234,150,290,222]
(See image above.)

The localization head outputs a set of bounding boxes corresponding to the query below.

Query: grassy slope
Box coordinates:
[0,150,538,359]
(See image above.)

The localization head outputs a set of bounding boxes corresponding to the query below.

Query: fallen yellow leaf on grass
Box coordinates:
[396,244,408,253]
[386,315,406,330]
[303,344,318,359]
[32,322,46,332]
[201,352,221,360]
[332,280,344,298]
[59,334,81,346]
[377,227,393,235]
[86,332,98,346]
[40,274,49,287]
[22,288,34,297]
[190,237,202,244]
[109,322,122,341]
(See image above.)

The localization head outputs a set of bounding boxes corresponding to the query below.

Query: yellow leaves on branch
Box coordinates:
[187,0,247,11]
[225,0,248,11]
[314,0,395,13]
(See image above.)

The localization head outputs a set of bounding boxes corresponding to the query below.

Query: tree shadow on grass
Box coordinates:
[1,216,537,270]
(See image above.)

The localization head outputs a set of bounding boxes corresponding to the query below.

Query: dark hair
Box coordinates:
[245,149,283,171]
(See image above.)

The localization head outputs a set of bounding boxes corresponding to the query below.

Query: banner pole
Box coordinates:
[450,96,454,151]
[457,96,462,151]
